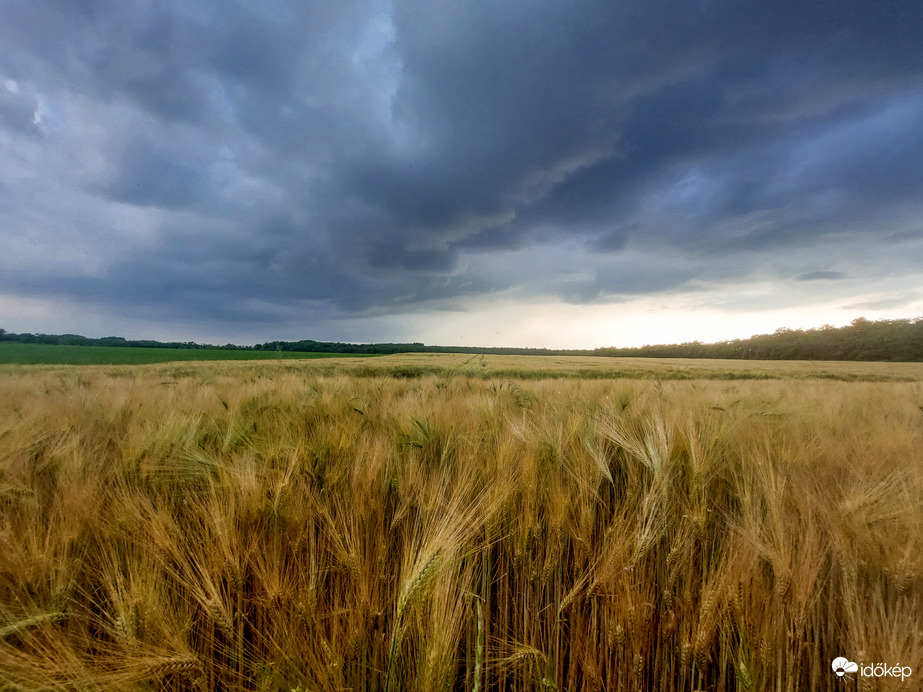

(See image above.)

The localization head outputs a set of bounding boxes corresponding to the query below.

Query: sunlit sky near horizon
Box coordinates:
[2,2,922,349]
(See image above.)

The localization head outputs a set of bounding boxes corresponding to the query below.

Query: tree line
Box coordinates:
[593,318,923,361]
[2,317,921,361]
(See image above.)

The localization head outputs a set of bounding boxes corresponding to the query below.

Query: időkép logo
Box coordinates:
[832,656,912,682]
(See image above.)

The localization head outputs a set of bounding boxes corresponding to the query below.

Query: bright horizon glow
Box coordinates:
[397,297,923,350]
[4,284,921,350]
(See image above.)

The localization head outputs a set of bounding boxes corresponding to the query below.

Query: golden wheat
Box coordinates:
[0,358,920,690]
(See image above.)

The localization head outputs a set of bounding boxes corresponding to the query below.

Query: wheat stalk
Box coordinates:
[0,612,66,640]
[385,551,442,692]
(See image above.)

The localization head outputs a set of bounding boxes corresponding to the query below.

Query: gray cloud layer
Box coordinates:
[1,1,922,337]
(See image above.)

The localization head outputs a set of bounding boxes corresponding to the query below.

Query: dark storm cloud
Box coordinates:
[102,135,210,209]
[0,84,40,134]
[1,0,922,335]
[794,271,848,282]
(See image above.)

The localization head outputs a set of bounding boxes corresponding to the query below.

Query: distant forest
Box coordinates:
[595,317,923,361]
[1,317,921,361]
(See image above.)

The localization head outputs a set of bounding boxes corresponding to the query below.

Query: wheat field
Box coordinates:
[1,357,921,690]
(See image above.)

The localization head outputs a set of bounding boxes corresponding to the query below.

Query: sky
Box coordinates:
[1,1,922,349]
